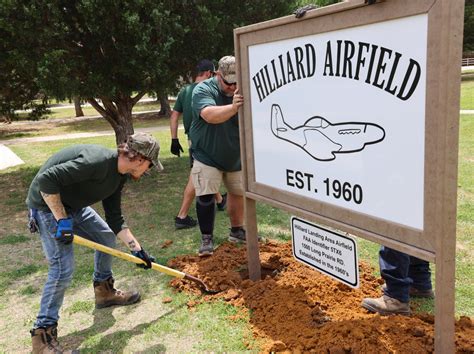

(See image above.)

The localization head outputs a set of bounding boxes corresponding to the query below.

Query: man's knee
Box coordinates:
[49,258,74,285]
[197,194,215,206]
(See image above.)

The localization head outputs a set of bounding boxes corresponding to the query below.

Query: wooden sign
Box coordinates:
[235,1,464,353]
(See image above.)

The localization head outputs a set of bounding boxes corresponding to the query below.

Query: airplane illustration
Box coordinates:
[270,104,385,161]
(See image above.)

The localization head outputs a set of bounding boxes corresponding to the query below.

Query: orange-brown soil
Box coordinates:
[168,241,474,353]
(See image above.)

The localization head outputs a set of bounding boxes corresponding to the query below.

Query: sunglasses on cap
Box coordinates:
[221,77,237,87]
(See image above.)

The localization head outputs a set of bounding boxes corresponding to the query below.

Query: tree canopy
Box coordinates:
[464,1,474,54]
[3,0,469,141]
[1,0,295,141]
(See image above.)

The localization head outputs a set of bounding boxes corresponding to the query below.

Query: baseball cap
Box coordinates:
[196,59,215,72]
[127,133,164,171]
[218,56,236,84]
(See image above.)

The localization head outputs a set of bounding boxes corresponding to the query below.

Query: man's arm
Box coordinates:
[169,109,184,156]
[169,110,181,139]
[117,228,154,269]
[40,192,67,221]
[200,88,244,124]
[117,228,142,251]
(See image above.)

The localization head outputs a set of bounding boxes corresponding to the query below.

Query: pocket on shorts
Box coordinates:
[191,166,202,190]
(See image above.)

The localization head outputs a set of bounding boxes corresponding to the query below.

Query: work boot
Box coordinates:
[31,325,74,354]
[409,287,434,298]
[198,234,214,257]
[216,193,227,211]
[228,227,246,243]
[175,215,197,229]
[94,277,140,309]
[382,283,434,299]
[228,227,261,243]
[362,295,411,316]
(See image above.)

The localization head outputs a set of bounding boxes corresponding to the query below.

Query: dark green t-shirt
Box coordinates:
[26,145,129,234]
[189,77,241,172]
[173,83,197,135]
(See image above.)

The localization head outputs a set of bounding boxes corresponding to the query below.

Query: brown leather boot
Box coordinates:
[362,295,411,316]
[31,326,63,354]
[93,277,140,309]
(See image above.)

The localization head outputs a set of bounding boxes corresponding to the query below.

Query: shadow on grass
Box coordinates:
[62,302,186,352]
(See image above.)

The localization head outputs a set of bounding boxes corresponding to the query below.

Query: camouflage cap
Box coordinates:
[218,55,236,83]
[127,132,164,171]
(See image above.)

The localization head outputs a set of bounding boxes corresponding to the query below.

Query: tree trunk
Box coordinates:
[87,92,146,145]
[114,100,134,144]
[73,96,84,117]
[0,115,12,124]
[158,94,171,117]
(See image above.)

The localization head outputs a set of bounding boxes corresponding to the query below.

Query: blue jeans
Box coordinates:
[380,246,432,303]
[34,207,116,328]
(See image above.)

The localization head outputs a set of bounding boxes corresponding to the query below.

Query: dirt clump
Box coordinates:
[168,241,474,353]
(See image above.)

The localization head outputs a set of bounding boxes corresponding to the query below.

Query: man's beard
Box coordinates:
[217,80,234,97]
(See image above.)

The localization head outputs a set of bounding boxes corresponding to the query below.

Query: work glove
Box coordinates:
[55,218,74,245]
[131,248,155,269]
[170,138,184,157]
[28,208,39,233]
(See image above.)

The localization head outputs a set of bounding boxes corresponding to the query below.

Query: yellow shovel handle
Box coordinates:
[73,234,185,279]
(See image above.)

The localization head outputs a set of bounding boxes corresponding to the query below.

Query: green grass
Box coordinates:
[0,234,29,245]
[67,301,95,315]
[19,285,40,296]
[0,131,261,352]
[0,91,472,351]
[16,102,160,121]
[460,78,474,110]
[0,101,169,141]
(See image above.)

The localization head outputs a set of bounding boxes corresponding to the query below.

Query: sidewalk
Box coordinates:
[1,124,172,146]
[0,144,24,169]
[0,114,179,170]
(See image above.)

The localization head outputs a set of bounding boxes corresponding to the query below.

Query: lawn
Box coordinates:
[0,130,281,352]
[461,77,474,110]
[0,109,472,351]
[0,100,169,140]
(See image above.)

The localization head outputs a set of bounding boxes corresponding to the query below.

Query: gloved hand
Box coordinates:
[131,248,155,269]
[170,138,184,157]
[55,218,74,245]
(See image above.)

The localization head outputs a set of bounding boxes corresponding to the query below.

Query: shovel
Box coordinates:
[73,235,217,294]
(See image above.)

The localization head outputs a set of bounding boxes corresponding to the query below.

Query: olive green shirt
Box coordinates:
[173,83,197,135]
[26,145,128,234]
[189,77,241,171]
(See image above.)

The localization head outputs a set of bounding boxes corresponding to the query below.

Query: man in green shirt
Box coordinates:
[26,133,163,353]
[189,55,245,256]
[170,59,226,229]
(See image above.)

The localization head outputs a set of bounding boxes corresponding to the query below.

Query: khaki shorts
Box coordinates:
[191,160,243,196]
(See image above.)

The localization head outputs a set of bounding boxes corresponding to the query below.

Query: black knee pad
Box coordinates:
[197,194,215,206]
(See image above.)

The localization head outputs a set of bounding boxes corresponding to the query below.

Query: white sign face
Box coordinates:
[292,216,359,288]
[248,14,427,230]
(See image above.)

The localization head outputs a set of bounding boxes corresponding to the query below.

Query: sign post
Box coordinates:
[235,0,464,352]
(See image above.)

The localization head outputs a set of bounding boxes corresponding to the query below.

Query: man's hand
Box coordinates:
[232,88,244,113]
[171,138,184,157]
[55,218,74,245]
[131,248,155,269]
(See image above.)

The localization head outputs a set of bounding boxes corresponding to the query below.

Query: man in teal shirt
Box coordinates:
[170,59,226,229]
[27,133,162,353]
[189,55,246,256]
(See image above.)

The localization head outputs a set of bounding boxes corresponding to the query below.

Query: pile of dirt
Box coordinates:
[168,241,474,353]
